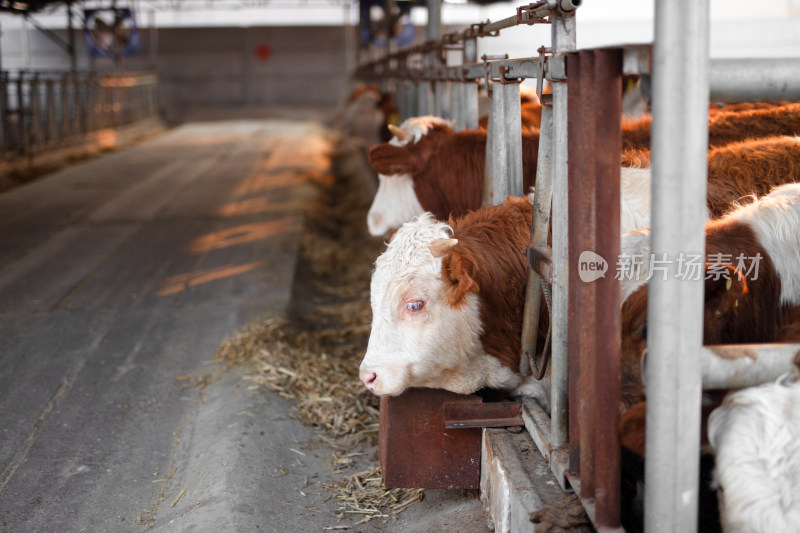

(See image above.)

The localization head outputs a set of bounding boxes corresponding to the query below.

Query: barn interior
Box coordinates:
[1,1,800,532]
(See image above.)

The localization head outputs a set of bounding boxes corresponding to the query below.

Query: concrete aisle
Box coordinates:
[0,120,346,532]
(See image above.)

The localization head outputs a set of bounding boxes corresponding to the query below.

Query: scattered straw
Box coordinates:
[213,138,423,524]
[171,488,186,508]
[318,466,424,526]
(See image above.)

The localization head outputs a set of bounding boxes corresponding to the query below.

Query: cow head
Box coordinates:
[366,116,453,236]
[360,213,517,396]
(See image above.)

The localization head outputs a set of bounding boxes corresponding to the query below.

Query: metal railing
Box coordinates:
[356,1,800,531]
[0,70,159,157]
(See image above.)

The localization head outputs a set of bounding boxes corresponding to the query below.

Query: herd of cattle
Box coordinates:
[344,86,800,531]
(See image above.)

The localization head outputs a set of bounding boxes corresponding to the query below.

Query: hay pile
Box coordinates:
[214,137,424,524]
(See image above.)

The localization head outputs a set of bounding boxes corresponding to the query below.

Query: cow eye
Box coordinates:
[405,300,424,312]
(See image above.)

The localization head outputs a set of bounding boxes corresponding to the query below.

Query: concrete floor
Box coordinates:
[0,119,490,532]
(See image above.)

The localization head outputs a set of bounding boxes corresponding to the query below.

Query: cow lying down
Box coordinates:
[359,196,550,406]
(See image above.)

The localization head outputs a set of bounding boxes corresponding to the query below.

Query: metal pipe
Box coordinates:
[501,82,523,197]
[592,48,622,529]
[463,82,479,129]
[408,81,418,120]
[483,82,507,206]
[434,81,449,119]
[452,83,464,130]
[464,36,478,64]
[701,344,800,390]
[417,81,431,115]
[520,100,554,379]
[710,58,800,103]
[569,50,596,498]
[644,1,710,531]
[548,2,575,450]
[562,54,579,478]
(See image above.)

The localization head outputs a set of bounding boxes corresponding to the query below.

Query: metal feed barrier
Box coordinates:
[357,1,800,530]
[0,70,159,158]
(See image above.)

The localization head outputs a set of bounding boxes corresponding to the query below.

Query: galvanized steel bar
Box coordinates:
[520,100,554,378]
[408,81,419,120]
[463,58,541,81]
[434,81,449,119]
[644,1,710,531]
[701,344,800,389]
[710,58,800,103]
[452,82,464,130]
[568,50,596,499]
[549,3,576,450]
[501,82,523,197]
[592,48,622,529]
[417,81,432,115]
[463,82,479,129]
[483,82,508,206]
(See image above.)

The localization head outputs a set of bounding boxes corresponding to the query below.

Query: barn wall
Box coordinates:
[0,24,353,116]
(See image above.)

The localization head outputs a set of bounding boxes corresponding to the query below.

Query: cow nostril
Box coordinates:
[360,371,377,387]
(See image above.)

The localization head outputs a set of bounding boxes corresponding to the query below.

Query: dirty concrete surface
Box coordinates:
[0,118,489,532]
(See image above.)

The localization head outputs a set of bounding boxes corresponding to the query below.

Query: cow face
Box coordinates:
[367,173,425,236]
[360,214,488,396]
[365,116,453,236]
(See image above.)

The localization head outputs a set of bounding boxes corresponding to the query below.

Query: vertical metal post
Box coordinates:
[461,82,479,130]
[463,37,479,130]
[592,48,622,529]
[60,74,69,138]
[1,73,8,152]
[408,81,419,119]
[483,82,507,206]
[66,1,76,72]
[549,5,577,449]
[417,81,431,115]
[452,82,464,130]
[501,82,523,197]
[30,75,41,147]
[426,0,441,43]
[149,11,158,70]
[17,74,26,155]
[568,51,596,499]
[395,82,406,122]
[520,99,553,375]
[434,81,448,119]
[644,1,710,531]
[424,0,441,118]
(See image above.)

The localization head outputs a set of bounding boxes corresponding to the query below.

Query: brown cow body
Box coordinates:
[622,102,800,151]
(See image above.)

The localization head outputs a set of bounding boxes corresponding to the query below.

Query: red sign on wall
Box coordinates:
[254,44,272,62]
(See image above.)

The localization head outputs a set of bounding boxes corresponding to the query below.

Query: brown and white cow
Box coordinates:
[359,196,550,406]
[617,183,800,453]
[366,116,452,236]
[367,118,654,237]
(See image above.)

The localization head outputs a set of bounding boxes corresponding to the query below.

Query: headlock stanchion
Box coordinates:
[356,0,800,531]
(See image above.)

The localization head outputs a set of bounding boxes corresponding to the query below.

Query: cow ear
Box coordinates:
[368,144,415,176]
[430,238,458,258]
[704,265,748,316]
[618,401,647,457]
[440,250,479,308]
